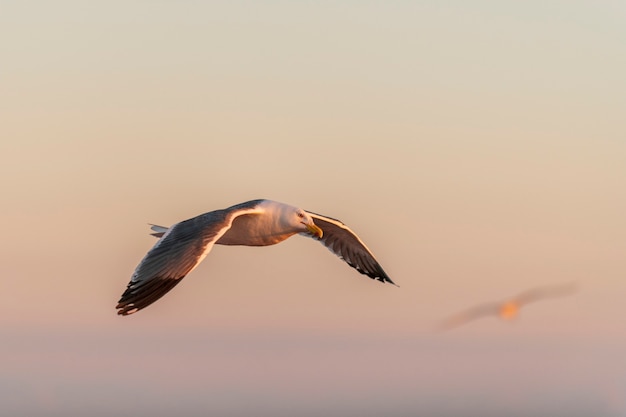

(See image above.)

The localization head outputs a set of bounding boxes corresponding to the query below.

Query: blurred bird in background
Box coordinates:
[436,282,578,331]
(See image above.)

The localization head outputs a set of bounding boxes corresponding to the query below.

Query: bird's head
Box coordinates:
[292,207,323,238]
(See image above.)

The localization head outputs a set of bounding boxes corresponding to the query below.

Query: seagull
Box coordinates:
[116,199,396,315]
[436,282,577,331]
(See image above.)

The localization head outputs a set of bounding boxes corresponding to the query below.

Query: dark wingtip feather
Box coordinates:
[116,277,184,316]
[376,272,398,287]
[349,259,397,286]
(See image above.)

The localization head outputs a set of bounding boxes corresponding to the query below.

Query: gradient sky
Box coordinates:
[1,1,625,416]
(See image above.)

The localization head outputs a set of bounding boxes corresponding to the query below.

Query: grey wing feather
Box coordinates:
[116,211,229,316]
[304,211,395,285]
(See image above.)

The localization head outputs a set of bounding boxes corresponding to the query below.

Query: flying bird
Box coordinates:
[116,199,395,315]
[436,282,577,331]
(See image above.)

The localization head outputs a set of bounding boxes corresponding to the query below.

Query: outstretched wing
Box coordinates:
[303,211,395,285]
[117,209,245,316]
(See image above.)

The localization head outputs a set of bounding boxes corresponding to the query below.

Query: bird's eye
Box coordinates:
[297,212,304,218]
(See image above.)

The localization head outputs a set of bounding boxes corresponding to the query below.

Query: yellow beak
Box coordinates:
[305,222,323,238]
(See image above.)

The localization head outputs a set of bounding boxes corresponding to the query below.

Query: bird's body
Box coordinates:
[498,301,520,320]
[116,199,395,316]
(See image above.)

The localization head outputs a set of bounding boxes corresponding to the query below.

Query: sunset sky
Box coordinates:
[1,1,625,416]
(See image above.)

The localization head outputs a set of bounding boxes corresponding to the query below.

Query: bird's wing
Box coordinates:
[437,303,502,331]
[302,211,395,285]
[513,282,578,306]
[116,207,260,316]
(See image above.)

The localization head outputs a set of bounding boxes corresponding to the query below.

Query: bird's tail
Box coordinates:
[149,224,169,238]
